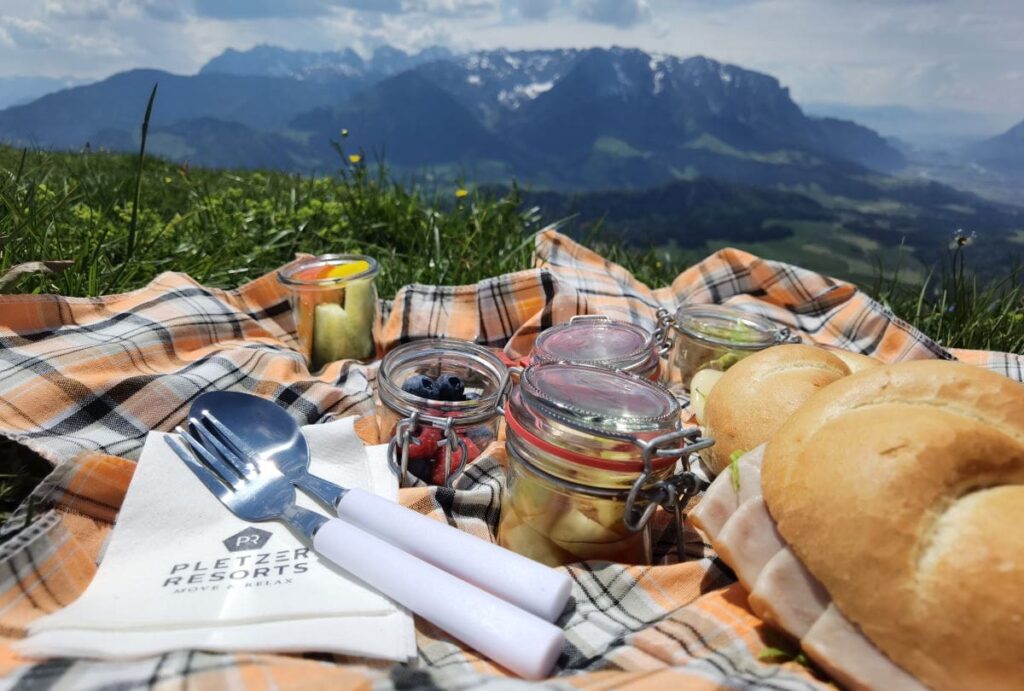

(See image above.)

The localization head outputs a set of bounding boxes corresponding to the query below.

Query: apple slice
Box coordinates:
[690,368,724,423]
[312,300,374,368]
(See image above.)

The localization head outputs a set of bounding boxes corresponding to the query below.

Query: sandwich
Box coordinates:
[693,344,881,475]
[690,360,1024,690]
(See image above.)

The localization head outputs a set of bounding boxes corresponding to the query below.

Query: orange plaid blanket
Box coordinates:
[1,230,1020,689]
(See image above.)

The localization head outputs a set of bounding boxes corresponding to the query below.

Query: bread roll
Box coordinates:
[825,348,882,373]
[700,344,851,475]
[762,360,1024,691]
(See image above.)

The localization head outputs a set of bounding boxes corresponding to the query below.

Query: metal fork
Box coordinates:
[165,421,564,681]
[189,402,571,624]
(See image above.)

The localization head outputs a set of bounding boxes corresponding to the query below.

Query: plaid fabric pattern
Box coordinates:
[1,230,1019,689]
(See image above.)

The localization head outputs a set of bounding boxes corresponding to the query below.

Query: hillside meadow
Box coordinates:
[2,143,1021,350]
[1,143,1023,523]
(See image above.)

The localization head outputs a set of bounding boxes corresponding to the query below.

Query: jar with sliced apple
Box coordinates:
[498,363,712,567]
[662,304,796,392]
[277,255,380,371]
[378,339,510,487]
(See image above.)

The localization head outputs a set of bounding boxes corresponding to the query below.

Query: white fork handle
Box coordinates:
[336,488,572,622]
[313,518,564,680]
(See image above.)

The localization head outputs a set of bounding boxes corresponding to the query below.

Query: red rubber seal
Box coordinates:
[504,409,675,473]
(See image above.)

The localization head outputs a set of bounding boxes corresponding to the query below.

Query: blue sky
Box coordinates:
[0,0,1022,123]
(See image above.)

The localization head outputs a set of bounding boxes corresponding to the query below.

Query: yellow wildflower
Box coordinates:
[455,188,469,198]
[164,176,172,183]
[349,153,362,164]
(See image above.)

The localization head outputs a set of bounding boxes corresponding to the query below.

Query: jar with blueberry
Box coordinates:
[378,339,511,487]
[498,362,713,566]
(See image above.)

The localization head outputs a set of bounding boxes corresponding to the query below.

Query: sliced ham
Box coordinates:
[713,496,786,591]
[804,604,926,691]
[689,444,765,542]
[691,445,926,690]
[748,547,829,639]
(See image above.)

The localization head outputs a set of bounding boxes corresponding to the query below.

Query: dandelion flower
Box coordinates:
[163,176,172,184]
[349,153,362,164]
[950,228,977,249]
[455,188,469,198]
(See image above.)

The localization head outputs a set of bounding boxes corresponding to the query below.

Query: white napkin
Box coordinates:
[19,418,416,662]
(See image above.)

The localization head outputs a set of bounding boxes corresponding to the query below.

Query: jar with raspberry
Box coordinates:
[378,339,511,487]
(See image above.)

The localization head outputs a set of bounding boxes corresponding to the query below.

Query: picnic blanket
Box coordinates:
[1,229,1020,690]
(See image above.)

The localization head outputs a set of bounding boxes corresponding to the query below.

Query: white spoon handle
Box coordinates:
[313,517,564,680]
[336,488,572,622]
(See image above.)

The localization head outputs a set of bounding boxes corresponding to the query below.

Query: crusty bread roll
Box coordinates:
[700,344,851,475]
[824,348,882,373]
[762,360,1024,691]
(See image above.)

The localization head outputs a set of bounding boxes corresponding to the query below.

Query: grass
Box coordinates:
[1,142,1022,527]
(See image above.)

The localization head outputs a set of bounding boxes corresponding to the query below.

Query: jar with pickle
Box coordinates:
[529,315,662,381]
[658,305,798,393]
[498,363,713,567]
[378,339,510,487]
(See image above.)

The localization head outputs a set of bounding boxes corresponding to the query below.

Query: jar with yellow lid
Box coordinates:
[277,254,380,371]
[498,363,712,566]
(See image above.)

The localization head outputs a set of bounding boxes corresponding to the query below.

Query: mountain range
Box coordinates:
[1,44,1021,278]
[0,45,906,187]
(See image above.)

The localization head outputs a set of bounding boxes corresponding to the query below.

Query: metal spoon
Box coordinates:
[188,391,572,623]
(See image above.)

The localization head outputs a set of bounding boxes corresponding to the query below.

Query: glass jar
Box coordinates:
[498,363,712,566]
[277,254,380,372]
[530,315,661,381]
[378,339,510,487]
[660,305,796,391]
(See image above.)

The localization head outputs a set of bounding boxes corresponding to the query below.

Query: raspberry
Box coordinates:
[430,436,481,485]
[406,426,443,460]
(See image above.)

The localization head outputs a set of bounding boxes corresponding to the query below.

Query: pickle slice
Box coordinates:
[690,368,724,422]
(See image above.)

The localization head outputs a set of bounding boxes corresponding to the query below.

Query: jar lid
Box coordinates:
[521,363,678,435]
[532,317,653,372]
[378,338,508,424]
[673,304,779,350]
[277,254,380,289]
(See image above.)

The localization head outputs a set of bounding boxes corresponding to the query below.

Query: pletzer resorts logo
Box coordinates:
[223,527,272,552]
[161,526,311,594]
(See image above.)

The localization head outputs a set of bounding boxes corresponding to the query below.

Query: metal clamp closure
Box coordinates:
[775,326,802,344]
[623,426,715,560]
[653,307,676,356]
[492,365,520,417]
[387,412,468,489]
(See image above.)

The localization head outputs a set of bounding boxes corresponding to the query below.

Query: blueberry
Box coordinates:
[436,373,465,401]
[464,391,482,401]
[402,374,439,399]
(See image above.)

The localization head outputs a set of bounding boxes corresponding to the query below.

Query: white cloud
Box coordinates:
[513,0,558,20]
[0,0,1022,119]
[0,17,55,49]
[573,0,651,26]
